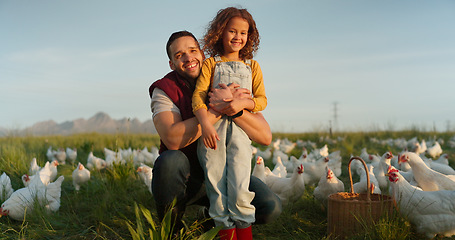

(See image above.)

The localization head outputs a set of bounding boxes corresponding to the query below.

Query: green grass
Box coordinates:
[1,131,455,239]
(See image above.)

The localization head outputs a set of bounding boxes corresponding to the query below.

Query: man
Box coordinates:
[149,31,282,233]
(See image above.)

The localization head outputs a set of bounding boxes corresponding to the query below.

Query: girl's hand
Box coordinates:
[202,124,219,150]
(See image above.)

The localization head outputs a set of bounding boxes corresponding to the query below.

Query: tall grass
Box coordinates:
[1,131,454,239]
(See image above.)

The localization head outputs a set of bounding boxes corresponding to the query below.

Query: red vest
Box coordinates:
[149,71,199,168]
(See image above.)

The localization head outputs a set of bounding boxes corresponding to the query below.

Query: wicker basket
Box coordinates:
[327,157,395,239]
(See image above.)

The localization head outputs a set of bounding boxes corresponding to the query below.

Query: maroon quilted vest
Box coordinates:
[149,71,199,167]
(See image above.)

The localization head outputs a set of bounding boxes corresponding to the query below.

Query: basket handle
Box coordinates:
[348,156,371,201]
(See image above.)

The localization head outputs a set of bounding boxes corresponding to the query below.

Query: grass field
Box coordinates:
[1,131,455,239]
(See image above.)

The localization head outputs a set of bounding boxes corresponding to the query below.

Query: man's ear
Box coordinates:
[169,60,175,70]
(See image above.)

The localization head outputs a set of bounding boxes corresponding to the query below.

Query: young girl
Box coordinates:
[192,7,267,240]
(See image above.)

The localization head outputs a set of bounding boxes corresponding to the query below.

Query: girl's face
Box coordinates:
[222,17,249,59]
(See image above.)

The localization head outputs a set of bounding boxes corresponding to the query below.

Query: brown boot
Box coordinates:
[218,228,237,240]
[236,226,252,240]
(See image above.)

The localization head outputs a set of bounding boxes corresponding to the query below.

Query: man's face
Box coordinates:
[168,36,204,81]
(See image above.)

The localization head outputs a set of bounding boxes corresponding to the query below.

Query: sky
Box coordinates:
[1,0,455,133]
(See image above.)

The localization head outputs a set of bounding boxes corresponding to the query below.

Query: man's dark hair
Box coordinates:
[166,31,200,60]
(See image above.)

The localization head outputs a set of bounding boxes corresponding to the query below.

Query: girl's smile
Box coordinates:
[222,17,249,60]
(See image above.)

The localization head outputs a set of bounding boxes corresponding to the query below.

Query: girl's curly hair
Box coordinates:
[202,7,260,60]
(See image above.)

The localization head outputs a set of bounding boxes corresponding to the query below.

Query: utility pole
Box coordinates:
[332,101,339,132]
[329,120,333,137]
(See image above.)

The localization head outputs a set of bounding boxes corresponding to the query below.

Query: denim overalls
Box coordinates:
[198,56,255,229]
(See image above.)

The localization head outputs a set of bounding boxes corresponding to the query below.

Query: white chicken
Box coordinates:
[140,146,159,166]
[105,148,125,166]
[327,150,342,177]
[87,152,107,170]
[255,147,272,161]
[66,147,77,164]
[0,176,64,221]
[251,145,258,159]
[298,147,308,162]
[252,156,267,183]
[359,148,371,163]
[0,172,14,203]
[1,177,45,221]
[433,153,449,166]
[271,156,287,178]
[318,144,329,157]
[136,163,153,195]
[264,167,280,179]
[313,166,344,206]
[429,161,455,175]
[104,147,117,156]
[279,138,296,154]
[272,149,289,165]
[426,141,443,159]
[41,175,65,213]
[271,138,281,150]
[54,148,67,165]
[387,167,455,238]
[266,164,305,206]
[353,164,381,194]
[285,156,303,177]
[48,160,59,182]
[373,151,394,190]
[120,147,133,160]
[399,152,455,191]
[413,139,427,155]
[46,146,56,161]
[22,174,38,187]
[352,149,380,176]
[22,160,58,187]
[29,157,41,175]
[406,137,419,149]
[384,165,418,187]
[308,144,329,160]
[392,148,412,172]
[302,156,329,186]
[133,148,146,166]
[72,163,90,191]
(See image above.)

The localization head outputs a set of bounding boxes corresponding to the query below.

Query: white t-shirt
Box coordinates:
[150,88,181,119]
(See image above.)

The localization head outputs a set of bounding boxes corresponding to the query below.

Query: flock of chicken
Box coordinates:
[0,146,159,221]
[251,136,455,238]
[2,135,455,238]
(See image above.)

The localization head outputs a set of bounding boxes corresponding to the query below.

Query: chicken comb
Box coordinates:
[387,165,399,174]
[256,156,263,164]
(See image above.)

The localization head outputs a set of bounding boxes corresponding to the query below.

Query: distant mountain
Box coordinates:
[0,112,157,136]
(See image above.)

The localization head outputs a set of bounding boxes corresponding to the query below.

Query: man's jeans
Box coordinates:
[152,150,282,228]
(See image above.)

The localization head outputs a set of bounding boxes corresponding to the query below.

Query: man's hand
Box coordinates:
[208,83,252,115]
[208,83,235,104]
